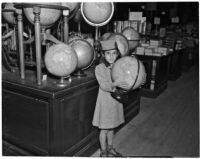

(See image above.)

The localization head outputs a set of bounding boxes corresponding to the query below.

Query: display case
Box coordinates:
[2,68,140,156]
[136,54,170,98]
[168,49,182,81]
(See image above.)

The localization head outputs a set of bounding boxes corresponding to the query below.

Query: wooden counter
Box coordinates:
[181,47,196,72]
[2,67,140,156]
[136,54,170,98]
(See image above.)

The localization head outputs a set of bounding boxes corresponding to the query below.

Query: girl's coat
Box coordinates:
[92,63,125,129]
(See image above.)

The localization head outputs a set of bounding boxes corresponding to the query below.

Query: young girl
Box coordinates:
[92,38,130,157]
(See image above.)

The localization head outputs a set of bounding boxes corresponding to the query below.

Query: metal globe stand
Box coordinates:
[73,69,86,78]
[2,8,17,51]
[55,76,72,87]
[74,8,82,33]
[2,8,18,72]
[14,3,70,86]
[80,2,115,64]
[69,38,95,78]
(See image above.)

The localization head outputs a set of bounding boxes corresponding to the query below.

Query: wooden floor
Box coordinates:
[92,66,199,157]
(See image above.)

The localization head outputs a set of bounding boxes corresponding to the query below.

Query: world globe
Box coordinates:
[2,3,16,25]
[81,2,114,26]
[111,56,146,91]
[69,39,94,70]
[107,33,129,57]
[61,2,79,12]
[44,43,78,77]
[68,32,83,43]
[61,2,80,21]
[23,3,62,28]
[122,27,140,51]
[101,32,112,41]
[74,8,82,23]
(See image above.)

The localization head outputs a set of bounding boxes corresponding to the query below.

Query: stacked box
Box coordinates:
[145,48,154,56]
[136,47,145,55]
[158,47,169,55]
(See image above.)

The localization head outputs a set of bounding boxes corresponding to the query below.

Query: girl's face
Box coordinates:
[104,49,118,64]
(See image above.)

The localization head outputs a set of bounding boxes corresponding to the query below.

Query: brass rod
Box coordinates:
[17,9,25,79]
[33,6,42,85]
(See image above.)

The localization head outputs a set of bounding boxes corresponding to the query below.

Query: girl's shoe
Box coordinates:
[100,150,108,157]
[107,145,123,157]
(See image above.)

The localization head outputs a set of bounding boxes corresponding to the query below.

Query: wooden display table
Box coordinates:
[181,47,196,72]
[136,54,170,98]
[168,49,183,81]
[181,39,196,72]
[2,67,140,156]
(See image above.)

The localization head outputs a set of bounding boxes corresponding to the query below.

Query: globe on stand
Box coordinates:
[81,2,114,64]
[23,3,62,28]
[69,39,95,77]
[68,32,83,43]
[61,3,79,12]
[105,33,130,57]
[2,3,16,25]
[44,43,78,87]
[61,3,80,21]
[81,2,114,26]
[100,32,112,40]
[122,27,140,53]
[111,56,146,102]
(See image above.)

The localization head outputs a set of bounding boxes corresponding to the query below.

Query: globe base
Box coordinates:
[111,88,128,103]
[73,69,86,78]
[55,76,72,87]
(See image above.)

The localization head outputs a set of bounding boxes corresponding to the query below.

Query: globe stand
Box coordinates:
[93,27,103,64]
[56,76,72,87]
[73,69,86,78]
[25,26,34,67]
[111,88,128,103]
[14,3,70,86]
[2,8,17,46]
[80,2,115,64]
[2,8,19,71]
[74,8,82,33]
[2,25,17,52]
[24,27,61,47]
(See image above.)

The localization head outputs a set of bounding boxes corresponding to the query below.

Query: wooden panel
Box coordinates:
[181,48,191,72]
[136,55,170,98]
[155,55,169,88]
[2,68,140,156]
[168,50,182,80]
[61,85,99,154]
[2,90,50,155]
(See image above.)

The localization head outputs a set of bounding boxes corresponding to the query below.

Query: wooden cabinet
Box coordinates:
[181,47,196,72]
[136,54,170,98]
[168,50,182,81]
[2,68,140,156]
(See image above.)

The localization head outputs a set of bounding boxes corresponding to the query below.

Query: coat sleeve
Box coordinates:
[95,64,114,92]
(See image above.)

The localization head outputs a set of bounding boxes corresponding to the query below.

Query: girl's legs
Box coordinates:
[99,129,123,157]
[99,129,108,157]
[107,129,114,146]
[107,129,123,157]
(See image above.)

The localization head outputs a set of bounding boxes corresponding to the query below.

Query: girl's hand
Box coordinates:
[113,81,130,90]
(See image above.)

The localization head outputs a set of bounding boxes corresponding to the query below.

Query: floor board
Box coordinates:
[91,66,199,157]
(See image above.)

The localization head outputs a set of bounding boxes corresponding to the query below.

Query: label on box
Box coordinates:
[129,12,143,20]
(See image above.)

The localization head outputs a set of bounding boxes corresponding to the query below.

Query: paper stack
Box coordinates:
[136,47,145,55]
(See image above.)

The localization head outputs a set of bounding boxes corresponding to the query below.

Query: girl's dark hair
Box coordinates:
[100,42,121,67]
